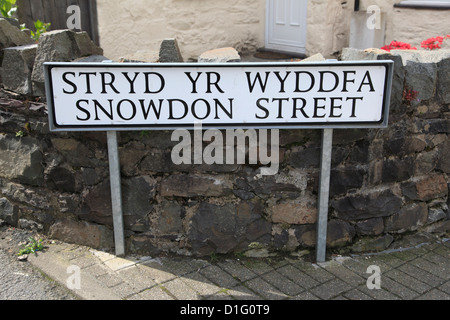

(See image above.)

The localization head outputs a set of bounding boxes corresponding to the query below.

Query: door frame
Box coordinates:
[264,0,307,55]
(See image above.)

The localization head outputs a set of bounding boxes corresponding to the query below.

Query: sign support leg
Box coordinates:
[316,128,333,263]
[107,131,125,257]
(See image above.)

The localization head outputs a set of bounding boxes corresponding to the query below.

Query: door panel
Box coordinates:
[266,0,307,54]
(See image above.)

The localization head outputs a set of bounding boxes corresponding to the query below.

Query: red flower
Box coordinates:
[381,41,417,52]
[421,35,450,50]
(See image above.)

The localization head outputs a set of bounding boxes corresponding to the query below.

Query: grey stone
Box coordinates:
[198,47,241,63]
[0,134,44,186]
[437,57,450,104]
[326,219,355,247]
[290,147,321,169]
[235,175,300,199]
[381,157,414,183]
[403,60,437,103]
[31,30,103,96]
[385,203,428,233]
[188,203,237,256]
[391,50,450,104]
[159,38,183,62]
[437,140,450,173]
[188,201,270,256]
[48,218,113,249]
[424,220,450,233]
[80,180,113,226]
[122,176,156,218]
[332,188,403,220]
[355,218,384,236]
[50,138,98,167]
[128,233,161,256]
[293,224,316,248]
[140,150,187,173]
[0,18,34,60]
[1,44,37,95]
[330,167,365,196]
[427,205,447,224]
[0,198,19,227]
[157,200,184,234]
[45,166,76,193]
[18,219,43,231]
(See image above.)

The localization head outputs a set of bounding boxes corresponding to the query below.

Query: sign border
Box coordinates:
[44,60,394,132]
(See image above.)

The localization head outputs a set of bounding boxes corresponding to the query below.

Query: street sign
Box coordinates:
[44,60,394,262]
[44,61,393,132]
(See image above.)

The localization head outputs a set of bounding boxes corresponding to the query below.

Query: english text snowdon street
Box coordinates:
[50,63,386,128]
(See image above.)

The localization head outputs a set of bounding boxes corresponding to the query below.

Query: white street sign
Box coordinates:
[45,61,393,131]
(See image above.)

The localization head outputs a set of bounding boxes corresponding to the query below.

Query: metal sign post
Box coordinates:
[106,131,125,256]
[316,128,334,263]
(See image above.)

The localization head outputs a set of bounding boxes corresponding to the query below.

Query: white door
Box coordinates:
[265,0,307,55]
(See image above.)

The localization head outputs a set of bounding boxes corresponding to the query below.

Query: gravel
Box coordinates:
[0,226,78,300]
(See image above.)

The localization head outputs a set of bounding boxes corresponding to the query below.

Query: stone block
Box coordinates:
[391,50,450,103]
[330,167,365,196]
[437,56,450,104]
[48,219,113,249]
[50,138,98,167]
[80,180,112,226]
[122,176,156,215]
[45,166,76,193]
[332,188,403,220]
[326,219,355,247]
[401,174,448,202]
[290,147,320,169]
[437,140,450,173]
[159,38,183,62]
[188,202,236,256]
[384,203,428,233]
[403,60,437,102]
[381,157,414,183]
[159,174,232,197]
[157,200,184,234]
[0,18,34,61]
[355,217,384,236]
[31,30,103,96]
[0,134,44,186]
[271,200,317,225]
[293,224,316,248]
[235,175,300,199]
[198,47,241,63]
[188,201,270,256]
[0,197,18,227]
[1,44,37,95]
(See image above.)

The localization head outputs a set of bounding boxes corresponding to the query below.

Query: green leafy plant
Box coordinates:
[17,237,44,256]
[0,0,16,18]
[30,19,51,41]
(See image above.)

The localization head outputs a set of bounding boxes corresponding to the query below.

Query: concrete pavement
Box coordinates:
[26,235,450,301]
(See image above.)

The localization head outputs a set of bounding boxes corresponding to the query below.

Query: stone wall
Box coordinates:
[0,40,449,257]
